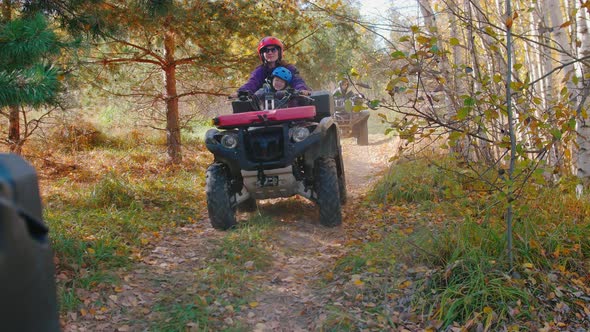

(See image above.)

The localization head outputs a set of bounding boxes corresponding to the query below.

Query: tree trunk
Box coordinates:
[546,0,574,171]
[8,105,21,154]
[417,0,466,158]
[575,2,590,183]
[163,27,181,164]
[2,0,20,154]
[1,0,10,22]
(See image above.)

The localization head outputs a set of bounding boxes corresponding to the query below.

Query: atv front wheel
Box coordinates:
[206,163,237,230]
[315,158,342,227]
[339,175,347,205]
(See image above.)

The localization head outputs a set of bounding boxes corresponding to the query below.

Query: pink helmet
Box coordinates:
[257,36,284,62]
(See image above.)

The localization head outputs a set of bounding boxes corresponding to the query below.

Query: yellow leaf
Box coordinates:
[522,262,534,269]
[324,272,334,281]
[505,17,513,29]
[87,248,95,255]
[483,306,494,314]
[80,308,88,316]
[140,238,149,245]
[354,279,365,286]
[249,302,259,308]
[399,280,412,289]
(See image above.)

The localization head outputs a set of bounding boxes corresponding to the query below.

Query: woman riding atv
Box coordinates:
[231,36,311,98]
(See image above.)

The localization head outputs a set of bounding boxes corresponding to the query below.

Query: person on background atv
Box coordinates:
[332,79,356,99]
[230,36,311,98]
[333,78,364,111]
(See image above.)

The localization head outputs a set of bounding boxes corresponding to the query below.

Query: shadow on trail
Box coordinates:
[254,197,319,225]
[368,135,395,146]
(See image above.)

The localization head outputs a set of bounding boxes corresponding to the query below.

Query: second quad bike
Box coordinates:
[204,88,347,230]
[333,93,370,146]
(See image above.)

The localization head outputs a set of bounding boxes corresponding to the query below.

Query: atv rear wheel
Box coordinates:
[206,163,237,230]
[356,117,369,146]
[315,158,342,227]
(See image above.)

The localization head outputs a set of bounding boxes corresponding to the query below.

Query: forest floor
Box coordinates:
[61,134,400,332]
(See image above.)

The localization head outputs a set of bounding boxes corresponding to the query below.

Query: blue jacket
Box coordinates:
[238,64,309,94]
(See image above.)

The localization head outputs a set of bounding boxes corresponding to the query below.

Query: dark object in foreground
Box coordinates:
[0,154,60,332]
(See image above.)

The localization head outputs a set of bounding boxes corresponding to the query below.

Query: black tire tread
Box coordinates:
[206,164,237,230]
[315,158,342,227]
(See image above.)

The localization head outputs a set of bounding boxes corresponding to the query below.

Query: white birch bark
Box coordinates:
[575,4,590,183]
[417,0,467,157]
[545,0,577,171]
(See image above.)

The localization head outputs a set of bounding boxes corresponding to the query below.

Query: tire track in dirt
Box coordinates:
[228,134,398,331]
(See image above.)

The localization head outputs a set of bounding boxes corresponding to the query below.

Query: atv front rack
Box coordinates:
[213,106,316,129]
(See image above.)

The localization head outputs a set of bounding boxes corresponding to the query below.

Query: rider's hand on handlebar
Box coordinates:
[299,90,311,96]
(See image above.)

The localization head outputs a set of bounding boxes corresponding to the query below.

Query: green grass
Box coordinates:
[150,215,276,331]
[323,156,590,330]
[44,161,207,313]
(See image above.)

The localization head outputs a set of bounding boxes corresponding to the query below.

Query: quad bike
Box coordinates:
[204,87,347,230]
[333,93,370,146]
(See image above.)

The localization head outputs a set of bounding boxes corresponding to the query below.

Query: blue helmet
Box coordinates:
[272,67,292,84]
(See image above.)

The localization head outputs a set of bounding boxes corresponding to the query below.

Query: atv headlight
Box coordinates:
[221,133,238,149]
[291,127,310,143]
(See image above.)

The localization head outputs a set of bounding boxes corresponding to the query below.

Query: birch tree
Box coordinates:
[575,3,590,183]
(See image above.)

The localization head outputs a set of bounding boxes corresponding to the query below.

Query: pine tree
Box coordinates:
[0,13,64,153]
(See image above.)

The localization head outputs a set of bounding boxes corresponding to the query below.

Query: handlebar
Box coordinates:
[229,89,314,111]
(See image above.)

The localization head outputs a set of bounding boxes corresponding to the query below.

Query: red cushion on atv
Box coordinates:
[213,106,316,128]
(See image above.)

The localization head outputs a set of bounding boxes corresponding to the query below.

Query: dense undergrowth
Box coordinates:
[325,156,590,331]
[26,122,590,330]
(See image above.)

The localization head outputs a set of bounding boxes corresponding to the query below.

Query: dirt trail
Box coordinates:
[63,134,398,332]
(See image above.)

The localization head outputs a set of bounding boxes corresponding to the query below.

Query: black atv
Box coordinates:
[204,89,347,230]
[334,95,370,145]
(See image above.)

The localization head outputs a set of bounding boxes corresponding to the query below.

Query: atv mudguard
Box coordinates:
[303,116,346,190]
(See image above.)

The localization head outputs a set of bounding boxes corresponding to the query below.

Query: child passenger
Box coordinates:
[256,66,305,109]
[270,66,292,92]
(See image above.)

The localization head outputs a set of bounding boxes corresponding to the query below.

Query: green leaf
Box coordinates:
[463,97,476,107]
[449,37,460,46]
[457,107,469,120]
[568,117,577,130]
[369,100,380,109]
[551,129,563,140]
[391,50,406,59]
